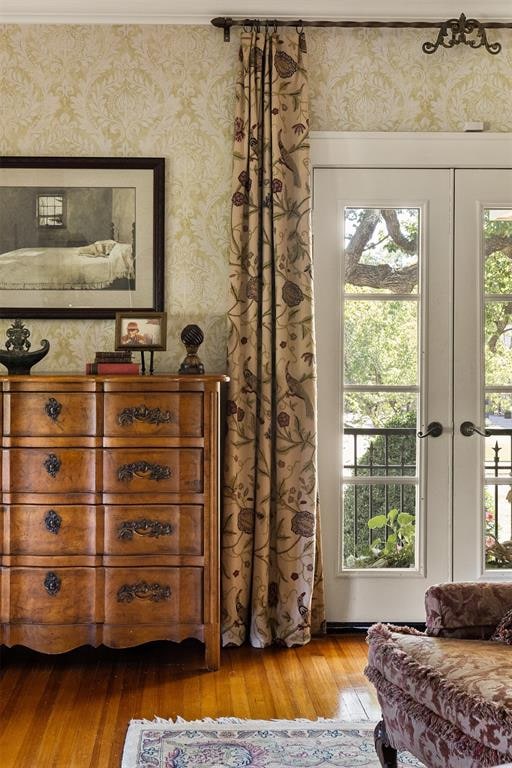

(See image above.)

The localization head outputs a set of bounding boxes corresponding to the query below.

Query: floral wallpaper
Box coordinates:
[1,23,512,372]
[0,24,238,373]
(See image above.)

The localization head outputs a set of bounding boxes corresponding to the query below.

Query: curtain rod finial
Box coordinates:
[211,16,232,41]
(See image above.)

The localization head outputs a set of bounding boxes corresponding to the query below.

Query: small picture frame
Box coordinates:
[115,311,167,351]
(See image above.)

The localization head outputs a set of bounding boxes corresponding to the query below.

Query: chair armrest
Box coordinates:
[425,581,512,639]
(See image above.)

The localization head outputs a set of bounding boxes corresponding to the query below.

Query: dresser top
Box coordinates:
[0,374,229,392]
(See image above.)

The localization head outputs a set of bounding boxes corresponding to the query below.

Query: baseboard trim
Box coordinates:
[326,621,426,634]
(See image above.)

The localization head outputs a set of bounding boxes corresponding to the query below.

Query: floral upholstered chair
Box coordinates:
[365,582,512,768]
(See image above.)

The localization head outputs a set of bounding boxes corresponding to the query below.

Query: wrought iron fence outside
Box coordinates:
[343,426,512,568]
[343,427,416,562]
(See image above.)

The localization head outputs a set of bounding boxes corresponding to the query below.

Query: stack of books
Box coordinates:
[85,350,140,375]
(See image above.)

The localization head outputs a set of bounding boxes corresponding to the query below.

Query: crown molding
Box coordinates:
[2,1,512,25]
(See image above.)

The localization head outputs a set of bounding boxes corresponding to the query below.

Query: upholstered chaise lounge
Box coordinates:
[365,582,512,768]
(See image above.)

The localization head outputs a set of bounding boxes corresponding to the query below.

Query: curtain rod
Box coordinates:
[211,13,510,54]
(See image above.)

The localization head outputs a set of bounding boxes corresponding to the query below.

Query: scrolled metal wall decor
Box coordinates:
[422,13,501,54]
[117,460,172,482]
[117,518,174,540]
[117,404,176,426]
[117,581,171,603]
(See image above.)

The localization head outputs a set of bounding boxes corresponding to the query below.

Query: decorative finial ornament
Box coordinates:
[0,320,50,374]
[423,13,501,55]
[179,324,205,374]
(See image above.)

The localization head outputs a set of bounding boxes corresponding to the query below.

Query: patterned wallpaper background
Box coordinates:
[1,24,511,373]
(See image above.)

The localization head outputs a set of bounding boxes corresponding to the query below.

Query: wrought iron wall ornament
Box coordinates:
[0,319,50,375]
[44,509,62,534]
[117,460,172,482]
[44,453,61,477]
[117,581,171,602]
[45,397,62,422]
[211,14,507,54]
[117,518,174,540]
[44,571,61,596]
[117,404,176,427]
[422,14,501,54]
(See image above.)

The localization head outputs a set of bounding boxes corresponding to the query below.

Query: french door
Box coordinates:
[313,161,512,623]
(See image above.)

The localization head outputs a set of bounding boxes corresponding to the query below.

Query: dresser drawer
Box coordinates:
[104,393,203,437]
[104,567,203,624]
[103,448,203,495]
[5,505,97,555]
[5,392,97,436]
[3,449,98,494]
[5,567,97,623]
[104,505,203,555]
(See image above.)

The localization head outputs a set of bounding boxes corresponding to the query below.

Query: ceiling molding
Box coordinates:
[3,2,512,25]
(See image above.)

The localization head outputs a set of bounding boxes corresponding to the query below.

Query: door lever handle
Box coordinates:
[417,421,443,438]
[460,421,490,437]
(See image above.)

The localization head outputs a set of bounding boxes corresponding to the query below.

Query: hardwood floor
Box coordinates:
[0,634,380,768]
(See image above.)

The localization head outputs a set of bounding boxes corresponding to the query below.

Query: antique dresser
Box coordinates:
[0,374,226,670]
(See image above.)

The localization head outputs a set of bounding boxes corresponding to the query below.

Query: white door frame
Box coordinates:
[311,131,512,622]
[311,131,512,170]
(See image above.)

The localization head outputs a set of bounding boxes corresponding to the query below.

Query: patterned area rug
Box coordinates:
[121,717,425,767]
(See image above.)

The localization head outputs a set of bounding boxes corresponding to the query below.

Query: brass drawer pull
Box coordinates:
[117,405,176,426]
[117,581,171,603]
[44,453,61,477]
[44,571,61,596]
[44,509,62,534]
[118,519,174,540]
[117,461,172,482]
[45,397,62,422]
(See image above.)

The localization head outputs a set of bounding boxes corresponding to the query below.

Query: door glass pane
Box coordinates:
[342,207,420,570]
[344,300,417,385]
[344,208,419,294]
[484,208,512,570]
[484,483,512,569]
[484,303,512,386]
[484,210,512,294]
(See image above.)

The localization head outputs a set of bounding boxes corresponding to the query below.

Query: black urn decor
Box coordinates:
[0,319,50,375]
[178,324,205,374]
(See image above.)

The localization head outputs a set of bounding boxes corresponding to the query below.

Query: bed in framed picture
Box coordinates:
[0,234,135,292]
[0,156,164,318]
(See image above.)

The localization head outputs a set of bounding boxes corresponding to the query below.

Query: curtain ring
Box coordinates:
[255,19,261,33]
[273,19,278,34]
[296,20,304,34]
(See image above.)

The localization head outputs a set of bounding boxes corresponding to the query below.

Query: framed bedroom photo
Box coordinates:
[0,156,165,318]
[115,311,167,351]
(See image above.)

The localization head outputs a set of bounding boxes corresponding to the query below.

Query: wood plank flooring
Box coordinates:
[0,634,381,768]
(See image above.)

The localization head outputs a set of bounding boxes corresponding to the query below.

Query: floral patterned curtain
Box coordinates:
[222,26,325,648]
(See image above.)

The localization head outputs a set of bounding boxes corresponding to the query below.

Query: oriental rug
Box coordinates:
[121,717,424,767]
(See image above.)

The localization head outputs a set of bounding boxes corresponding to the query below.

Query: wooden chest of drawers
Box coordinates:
[0,375,226,669]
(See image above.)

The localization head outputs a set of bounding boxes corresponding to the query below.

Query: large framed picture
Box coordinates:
[0,156,165,318]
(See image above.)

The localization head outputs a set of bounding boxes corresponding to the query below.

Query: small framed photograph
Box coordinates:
[115,312,167,351]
